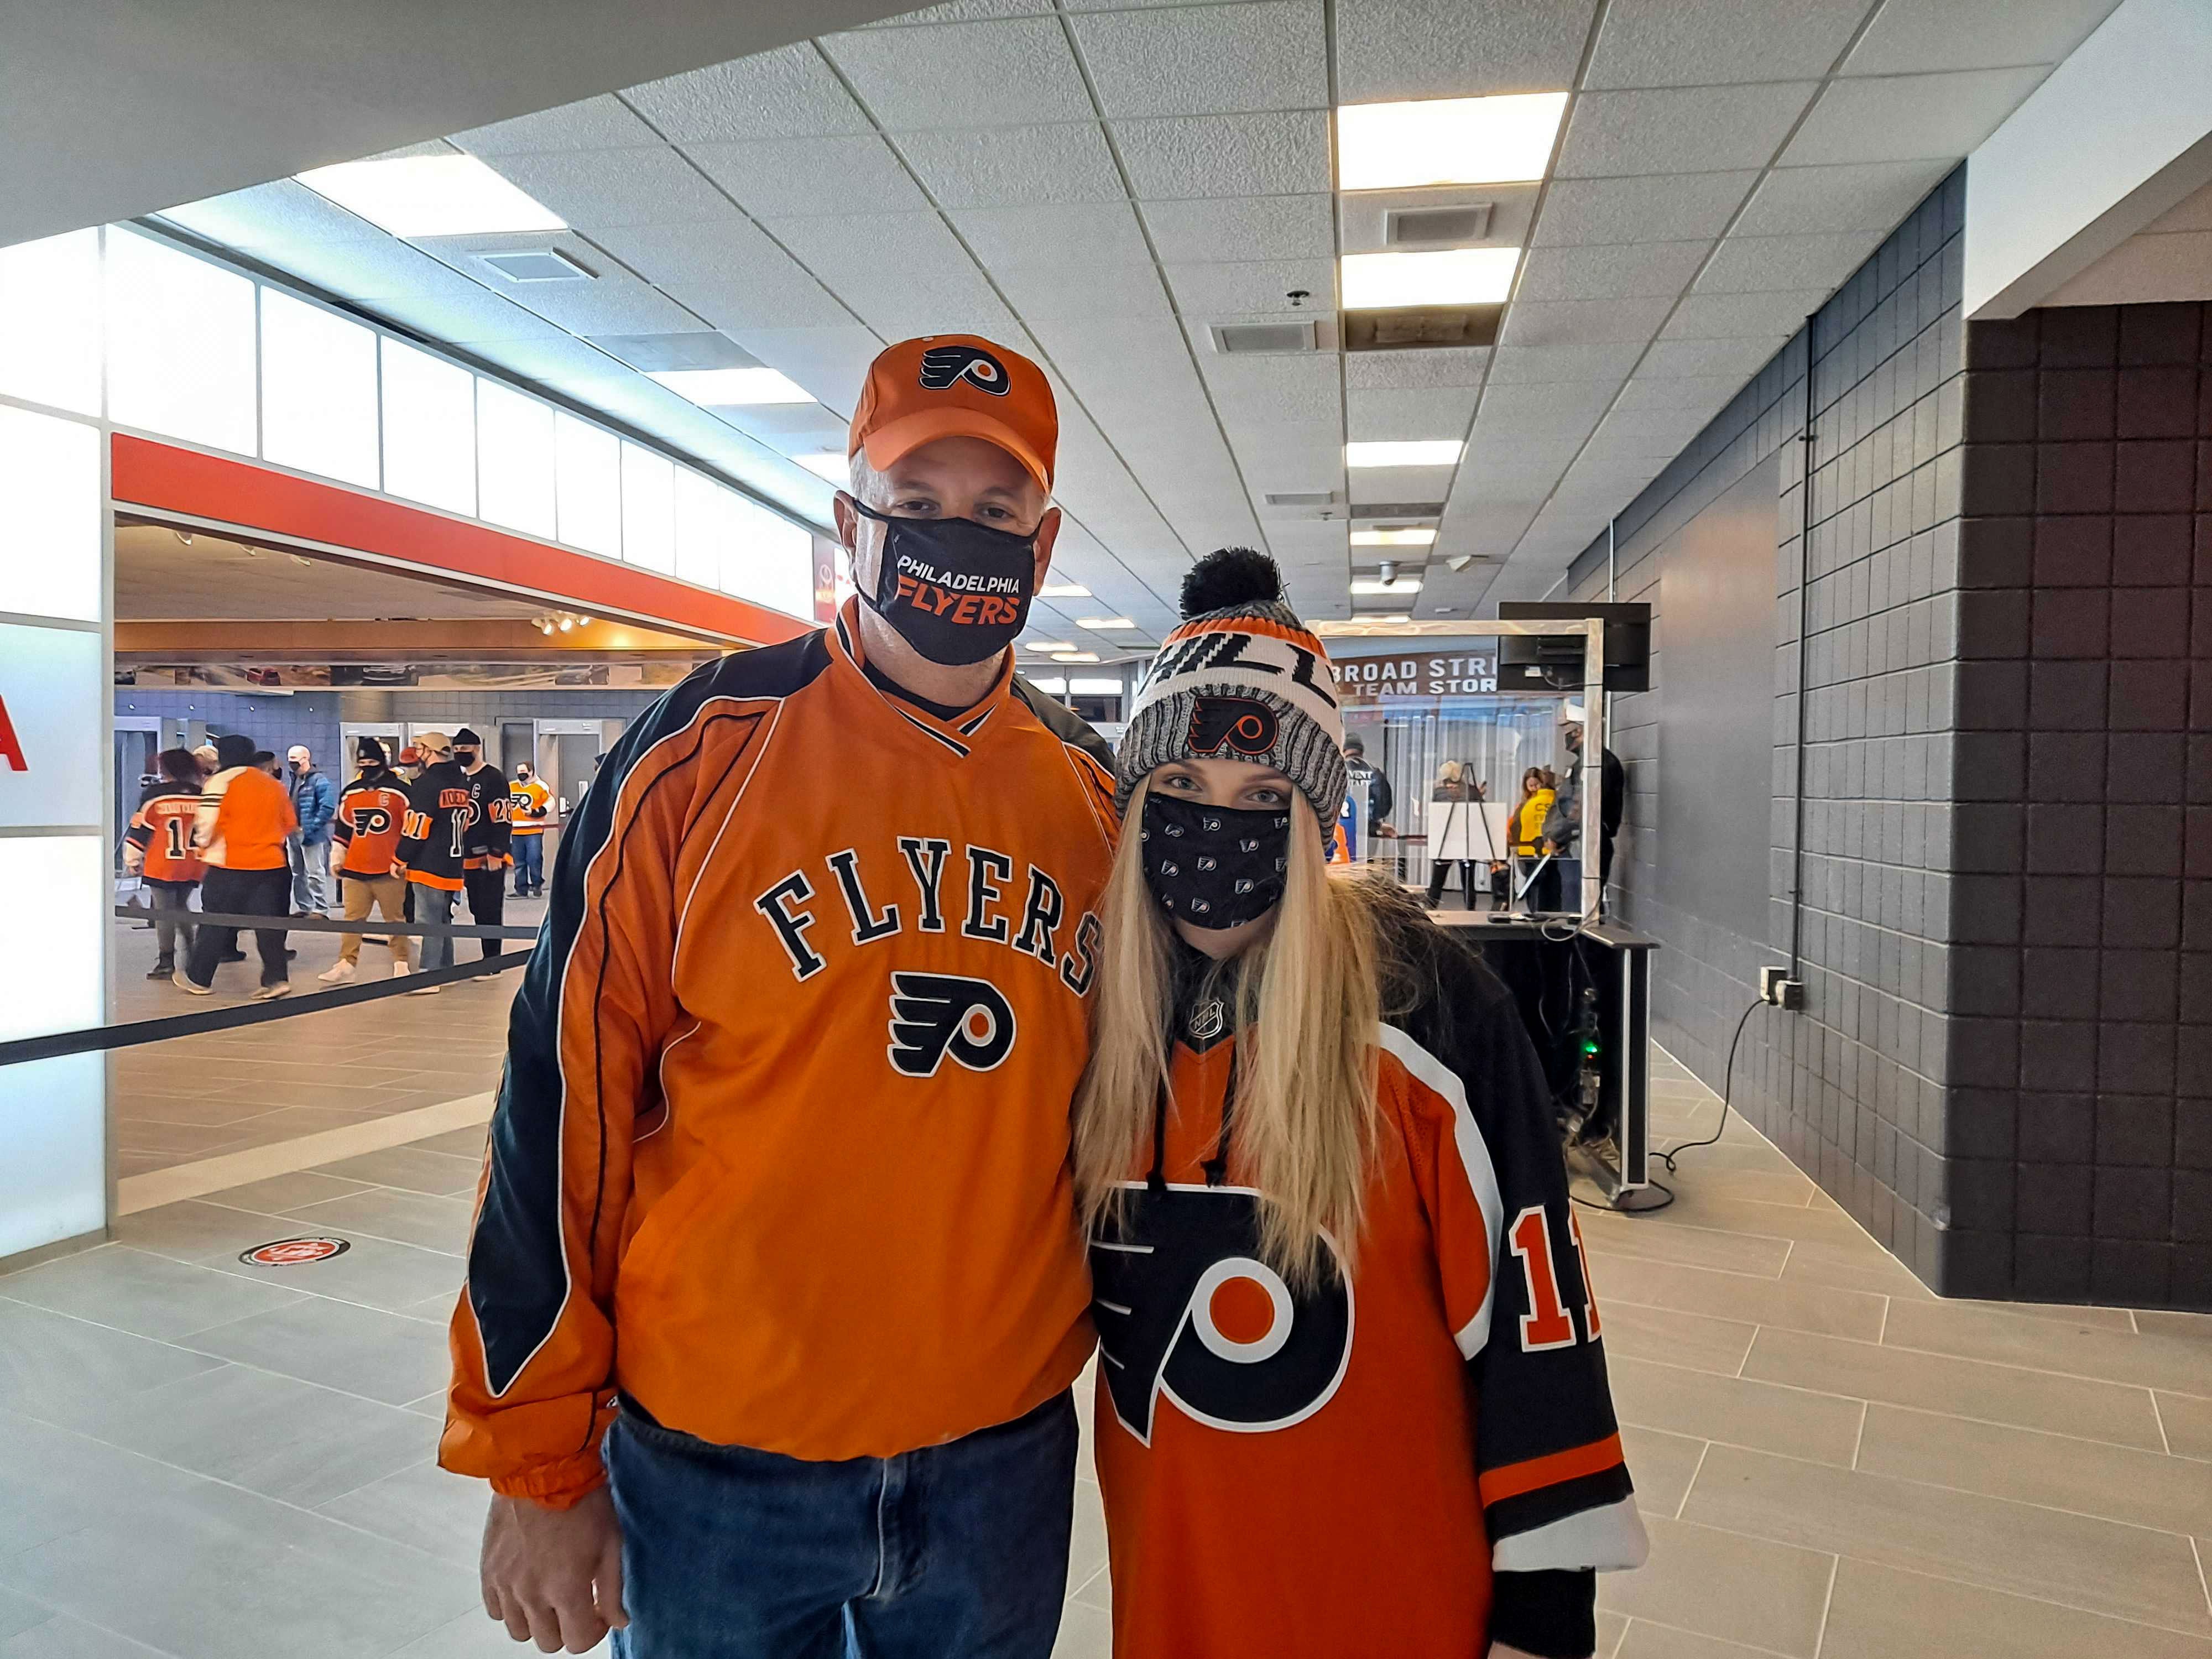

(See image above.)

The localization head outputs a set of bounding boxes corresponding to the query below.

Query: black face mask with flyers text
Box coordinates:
[853,500,1037,667]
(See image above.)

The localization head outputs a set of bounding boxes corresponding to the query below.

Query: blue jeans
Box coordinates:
[415,883,458,971]
[511,834,544,894]
[606,1392,1076,1659]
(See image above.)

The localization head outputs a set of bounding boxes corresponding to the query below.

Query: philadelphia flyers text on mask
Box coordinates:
[1139,792,1291,928]
[853,499,1037,666]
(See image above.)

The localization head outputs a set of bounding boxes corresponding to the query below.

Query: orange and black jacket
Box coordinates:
[332,770,411,877]
[126,781,205,885]
[398,760,474,891]
[1093,919,1645,1659]
[192,765,295,872]
[462,763,513,872]
[443,601,1119,1504]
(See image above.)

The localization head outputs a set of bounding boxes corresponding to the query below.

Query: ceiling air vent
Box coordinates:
[1385,204,1493,247]
[1264,490,1337,507]
[1352,500,1448,520]
[1209,320,1318,355]
[479,248,593,283]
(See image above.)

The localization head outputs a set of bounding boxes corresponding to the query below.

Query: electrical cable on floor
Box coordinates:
[1572,995,1767,1218]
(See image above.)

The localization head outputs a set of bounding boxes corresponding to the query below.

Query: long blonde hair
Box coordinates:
[1072,776,1387,1286]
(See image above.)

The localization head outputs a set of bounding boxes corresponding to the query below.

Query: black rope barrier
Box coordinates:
[113,905,539,941]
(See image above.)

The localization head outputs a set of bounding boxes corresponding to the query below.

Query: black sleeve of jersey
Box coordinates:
[1389,913,1643,1584]
[1490,1570,1597,1658]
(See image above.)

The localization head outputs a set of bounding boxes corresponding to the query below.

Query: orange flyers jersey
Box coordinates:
[127,787,204,884]
[333,776,411,876]
[508,777,550,833]
[444,601,1118,1504]
[194,765,295,871]
[1092,925,1646,1659]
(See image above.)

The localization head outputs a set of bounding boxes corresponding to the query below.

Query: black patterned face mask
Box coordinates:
[1139,792,1291,929]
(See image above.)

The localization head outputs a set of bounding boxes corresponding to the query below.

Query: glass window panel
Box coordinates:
[672,468,730,589]
[0,1052,105,1258]
[722,495,816,619]
[0,836,106,1256]
[103,228,257,455]
[554,411,621,558]
[260,290,379,488]
[619,443,676,575]
[0,229,101,416]
[380,338,476,515]
[476,379,555,540]
[0,406,101,623]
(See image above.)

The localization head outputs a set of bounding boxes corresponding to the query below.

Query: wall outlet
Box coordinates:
[1759,966,1804,1009]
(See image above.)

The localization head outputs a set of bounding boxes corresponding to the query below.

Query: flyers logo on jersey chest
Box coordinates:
[753,837,1102,1004]
[1091,1183,1353,1444]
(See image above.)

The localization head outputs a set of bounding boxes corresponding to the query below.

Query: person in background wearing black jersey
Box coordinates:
[453,728,513,961]
[398,731,471,995]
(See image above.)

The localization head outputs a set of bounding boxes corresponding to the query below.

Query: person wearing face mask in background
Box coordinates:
[452,729,512,960]
[1077,548,1645,1659]
[286,744,337,917]
[451,334,1119,1658]
[507,761,551,898]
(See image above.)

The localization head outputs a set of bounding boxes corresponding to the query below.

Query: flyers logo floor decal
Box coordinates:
[886,972,1018,1077]
[239,1236,351,1266]
[1091,1183,1353,1444]
[917,343,1010,395]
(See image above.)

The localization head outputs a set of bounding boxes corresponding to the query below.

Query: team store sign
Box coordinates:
[0,623,105,831]
[1330,650,1498,702]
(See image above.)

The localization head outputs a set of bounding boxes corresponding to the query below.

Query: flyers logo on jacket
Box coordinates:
[1091,1184,1353,1444]
[887,972,1017,1077]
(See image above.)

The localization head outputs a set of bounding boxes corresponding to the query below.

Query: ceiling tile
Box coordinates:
[159,181,385,250]
[1591,404,1712,448]
[348,268,575,343]
[1139,194,1334,262]
[1343,348,1491,390]
[1613,374,1744,410]
[1345,385,1479,442]
[1499,295,1672,348]
[1514,240,1711,301]
[1484,342,1644,383]
[894,123,1126,207]
[1844,0,2121,75]
[860,0,1057,22]
[452,95,661,156]
[1164,258,1335,316]
[1110,111,1329,199]
[241,234,480,305]
[727,327,881,421]
[1663,288,1829,340]
[624,45,872,143]
[584,219,855,331]
[1531,171,1759,247]
[1695,231,1883,293]
[1781,67,2052,166]
[486,272,707,339]
[1637,335,1784,378]
[1586,0,1870,87]
[1556,84,1818,179]
[1224,419,1344,488]
[487,147,738,231]
[992,260,1172,321]
[1472,381,1611,440]
[952,201,1152,267]
[1348,463,1457,505]
[1202,352,1342,424]
[1070,2,1328,119]
[822,19,1094,130]
[686,135,934,218]
[1334,0,1595,104]
[1733,159,1956,236]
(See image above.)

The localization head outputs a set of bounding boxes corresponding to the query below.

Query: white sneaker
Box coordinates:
[252,982,292,1001]
[173,971,211,997]
[390,961,411,979]
[317,959,357,984]
[407,983,442,996]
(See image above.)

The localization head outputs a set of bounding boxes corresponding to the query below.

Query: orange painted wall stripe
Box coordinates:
[1477,1433,1626,1506]
[111,434,813,648]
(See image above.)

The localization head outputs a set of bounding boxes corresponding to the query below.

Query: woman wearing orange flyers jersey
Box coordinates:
[1076,549,1647,1659]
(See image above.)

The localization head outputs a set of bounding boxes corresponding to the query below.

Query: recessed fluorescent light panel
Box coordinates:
[1336,92,1569,191]
[1076,617,1138,630]
[795,451,847,482]
[648,368,813,406]
[1068,677,1124,696]
[1052,651,1100,662]
[1346,440,1463,468]
[296,156,565,238]
[1039,582,1091,598]
[1351,577,1425,596]
[1022,639,1075,653]
[1352,527,1437,547]
[1342,248,1519,309]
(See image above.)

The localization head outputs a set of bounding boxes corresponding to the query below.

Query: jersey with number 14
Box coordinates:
[445,602,1119,1505]
[127,786,204,884]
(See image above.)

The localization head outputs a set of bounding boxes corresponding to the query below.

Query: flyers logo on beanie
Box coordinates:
[918,343,1011,396]
[1091,1184,1353,1444]
[1187,696,1277,759]
[887,971,1018,1077]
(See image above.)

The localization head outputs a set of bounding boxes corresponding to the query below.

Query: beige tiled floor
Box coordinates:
[108,910,528,1178]
[2,1044,2207,1656]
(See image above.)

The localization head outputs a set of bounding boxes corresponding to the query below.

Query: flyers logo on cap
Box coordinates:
[918,343,1010,397]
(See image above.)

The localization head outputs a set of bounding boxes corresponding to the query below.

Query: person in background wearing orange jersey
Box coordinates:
[1076,549,1646,1659]
[177,732,298,1000]
[451,335,1118,1657]
[123,747,205,980]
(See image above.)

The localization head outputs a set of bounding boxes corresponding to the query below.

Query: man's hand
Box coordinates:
[481,1486,628,1653]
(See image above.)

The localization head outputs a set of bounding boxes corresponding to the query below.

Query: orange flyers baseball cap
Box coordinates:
[849,335,1057,493]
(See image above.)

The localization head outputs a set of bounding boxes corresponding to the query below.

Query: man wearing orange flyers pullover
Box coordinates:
[447,335,1118,1657]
